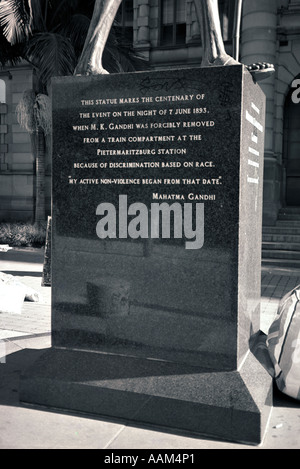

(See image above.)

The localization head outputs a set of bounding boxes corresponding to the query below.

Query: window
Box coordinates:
[0,80,6,103]
[158,0,235,47]
[218,0,235,43]
[115,0,134,42]
[159,0,187,46]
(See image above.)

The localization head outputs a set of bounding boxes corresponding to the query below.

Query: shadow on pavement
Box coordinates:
[273,385,300,409]
[0,347,48,406]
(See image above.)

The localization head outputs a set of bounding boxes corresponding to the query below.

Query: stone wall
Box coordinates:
[0,62,51,222]
[0,63,35,221]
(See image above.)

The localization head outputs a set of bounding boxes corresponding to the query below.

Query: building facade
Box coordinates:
[127,0,300,226]
[0,63,36,221]
[0,0,300,228]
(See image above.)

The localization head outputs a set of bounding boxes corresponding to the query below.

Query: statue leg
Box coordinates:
[194,0,274,80]
[74,0,274,81]
[76,0,233,75]
[194,0,238,67]
[74,0,122,75]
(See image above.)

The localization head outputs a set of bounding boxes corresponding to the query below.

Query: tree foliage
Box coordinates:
[0,0,146,222]
[0,0,145,91]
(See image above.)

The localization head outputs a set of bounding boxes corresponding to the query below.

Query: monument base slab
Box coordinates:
[20,347,272,445]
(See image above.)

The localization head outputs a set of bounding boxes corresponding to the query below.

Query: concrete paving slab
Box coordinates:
[104,422,256,450]
[0,405,126,450]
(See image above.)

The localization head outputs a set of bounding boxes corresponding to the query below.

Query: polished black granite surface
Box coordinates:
[21,66,272,444]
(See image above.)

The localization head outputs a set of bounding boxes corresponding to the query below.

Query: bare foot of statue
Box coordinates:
[75,62,109,76]
[201,54,239,68]
[201,53,275,81]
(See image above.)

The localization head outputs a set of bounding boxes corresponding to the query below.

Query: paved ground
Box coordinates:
[0,248,300,450]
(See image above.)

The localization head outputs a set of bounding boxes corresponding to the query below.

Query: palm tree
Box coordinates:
[16,90,51,223]
[0,0,145,222]
[0,0,145,91]
[0,0,87,90]
[0,0,83,223]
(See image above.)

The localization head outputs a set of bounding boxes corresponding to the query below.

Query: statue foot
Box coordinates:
[246,62,275,81]
[201,55,275,82]
[74,63,109,76]
[201,54,239,68]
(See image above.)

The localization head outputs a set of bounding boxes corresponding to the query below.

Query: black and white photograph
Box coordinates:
[0,0,300,451]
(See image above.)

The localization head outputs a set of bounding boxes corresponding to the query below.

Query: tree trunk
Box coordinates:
[35,127,46,223]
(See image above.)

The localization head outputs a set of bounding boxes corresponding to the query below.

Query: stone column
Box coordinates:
[135,0,151,52]
[241,0,279,225]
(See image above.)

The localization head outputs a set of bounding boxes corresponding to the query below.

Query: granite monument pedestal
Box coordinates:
[20,65,273,445]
